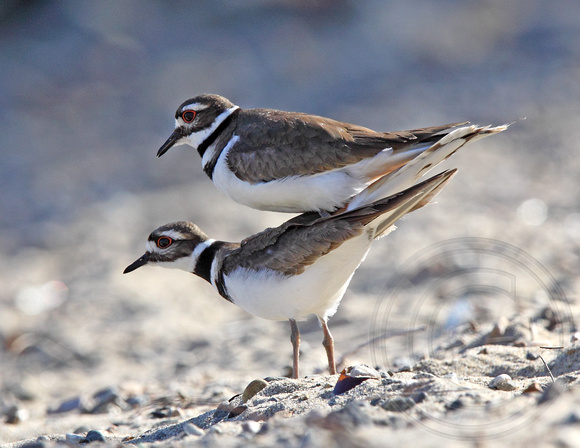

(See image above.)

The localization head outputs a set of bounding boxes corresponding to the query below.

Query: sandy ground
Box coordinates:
[1,1,580,447]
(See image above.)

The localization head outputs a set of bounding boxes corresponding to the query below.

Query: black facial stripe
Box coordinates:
[198,108,240,168]
[193,241,233,303]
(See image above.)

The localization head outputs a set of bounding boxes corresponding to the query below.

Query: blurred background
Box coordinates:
[1,0,579,441]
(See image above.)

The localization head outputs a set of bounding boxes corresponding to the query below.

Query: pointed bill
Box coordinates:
[123,253,150,274]
[157,130,182,157]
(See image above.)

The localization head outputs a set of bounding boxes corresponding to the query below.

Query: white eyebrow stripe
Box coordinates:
[146,229,187,252]
[181,102,209,112]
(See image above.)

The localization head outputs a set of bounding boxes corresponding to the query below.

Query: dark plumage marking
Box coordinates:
[200,108,240,178]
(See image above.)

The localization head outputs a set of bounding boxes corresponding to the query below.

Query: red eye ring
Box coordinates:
[157,236,173,248]
[181,110,196,123]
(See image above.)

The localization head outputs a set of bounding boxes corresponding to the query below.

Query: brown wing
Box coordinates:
[227,108,466,183]
[221,216,366,277]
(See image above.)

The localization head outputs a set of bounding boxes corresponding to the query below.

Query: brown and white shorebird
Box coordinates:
[157,94,508,213]
[124,168,456,378]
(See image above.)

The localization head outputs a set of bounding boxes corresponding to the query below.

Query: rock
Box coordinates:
[444,372,459,382]
[65,433,84,444]
[183,422,205,436]
[313,401,372,430]
[216,401,235,412]
[486,316,509,344]
[380,396,416,412]
[446,398,464,411]
[523,382,543,394]
[83,430,106,443]
[228,405,248,418]
[126,395,149,408]
[489,374,516,391]
[20,440,46,448]
[4,405,28,424]
[242,420,263,434]
[242,379,269,403]
[48,396,82,414]
[88,386,128,413]
[565,410,580,424]
[149,406,181,418]
[526,352,540,360]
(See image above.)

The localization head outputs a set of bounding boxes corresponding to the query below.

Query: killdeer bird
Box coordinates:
[124,169,456,378]
[157,94,507,213]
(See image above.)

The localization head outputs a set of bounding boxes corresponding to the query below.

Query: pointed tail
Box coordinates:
[346,123,509,211]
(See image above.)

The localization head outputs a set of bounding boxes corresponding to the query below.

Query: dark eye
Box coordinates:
[157,237,173,248]
[182,110,196,123]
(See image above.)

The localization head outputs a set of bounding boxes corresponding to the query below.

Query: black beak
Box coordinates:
[123,253,150,274]
[157,130,182,158]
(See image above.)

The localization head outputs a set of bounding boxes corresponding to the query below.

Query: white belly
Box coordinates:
[210,136,371,212]
[223,234,373,321]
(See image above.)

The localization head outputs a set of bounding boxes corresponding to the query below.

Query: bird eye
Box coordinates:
[181,110,196,123]
[157,237,173,248]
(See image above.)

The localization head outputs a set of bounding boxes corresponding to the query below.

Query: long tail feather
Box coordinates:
[346,123,509,211]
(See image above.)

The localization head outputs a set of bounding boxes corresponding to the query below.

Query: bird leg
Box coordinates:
[289,318,300,379]
[319,317,336,375]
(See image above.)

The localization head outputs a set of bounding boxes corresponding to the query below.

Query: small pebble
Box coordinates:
[21,441,46,448]
[380,396,416,412]
[489,374,516,391]
[412,391,427,404]
[242,420,262,434]
[446,398,464,411]
[487,316,509,344]
[49,396,82,414]
[228,405,248,418]
[65,433,84,444]
[217,401,235,412]
[92,387,119,404]
[444,372,459,382]
[5,405,28,424]
[126,395,149,408]
[526,352,539,360]
[321,401,372,429]
[242,379,268,403]
[565,410,580,424]
[149,406,181,419]
[89,387,127,413]
[183,422,205,436]
[84,430,106,443]
[523,382,543,394]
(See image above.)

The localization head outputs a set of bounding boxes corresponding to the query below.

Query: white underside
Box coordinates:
[222,232,373,321]
[210,138,429,212]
